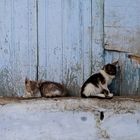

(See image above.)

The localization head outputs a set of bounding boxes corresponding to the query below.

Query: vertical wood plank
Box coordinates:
[62,0,92,96]
[38,0,63,82]
[37,0,46,80]
[0,0,37,96]
[91,0,104,73]
[80,0,92,82]
[0,0,13,96]
[105,51,140,95]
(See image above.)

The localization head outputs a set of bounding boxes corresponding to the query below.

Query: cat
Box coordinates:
[81,61,118,98]
[39,81,67,97]
[24,78,67,98]
[24,78,41,98]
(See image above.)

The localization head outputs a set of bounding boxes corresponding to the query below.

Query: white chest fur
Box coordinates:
[99,70,115,85]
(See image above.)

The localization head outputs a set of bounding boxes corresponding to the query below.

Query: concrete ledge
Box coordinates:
[0,96,140,111]
[0,96,140,140]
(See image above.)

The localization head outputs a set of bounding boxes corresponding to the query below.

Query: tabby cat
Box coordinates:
[81,61,118,98]
[24,78,67,98]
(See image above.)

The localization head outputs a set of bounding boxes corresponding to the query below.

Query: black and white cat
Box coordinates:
[81,61,118,98]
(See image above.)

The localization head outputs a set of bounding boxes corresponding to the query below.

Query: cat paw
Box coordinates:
[97,94,106,98]
[23,92,32,98]
[107,93,113,98]
[101,89,109,97]
[23,95,29,98]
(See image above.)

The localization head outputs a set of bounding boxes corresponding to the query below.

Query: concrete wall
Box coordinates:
[0,97,140,140]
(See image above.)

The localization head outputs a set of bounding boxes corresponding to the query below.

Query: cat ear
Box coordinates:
[25,77,29,84]
[112,61,118,66]
[102,66,105,70]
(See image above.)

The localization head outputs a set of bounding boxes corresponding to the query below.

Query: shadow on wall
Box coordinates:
[64,70,81,96]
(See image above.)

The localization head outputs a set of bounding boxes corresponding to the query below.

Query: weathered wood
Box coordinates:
[2,0,140,97]
[91,0,104,73]
[104,0,140,95]
[38,0,100,96]
[128,54,140,64]
[62,0,92,96]
[104,0,140,55]
[38,0,63,82]
[38,0,104,96]
[0,0,104,97]
[105,51,140,95]
[0,0,37,96]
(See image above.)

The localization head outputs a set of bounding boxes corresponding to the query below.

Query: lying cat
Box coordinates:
[24,78,67,98]
[81,61,118,98]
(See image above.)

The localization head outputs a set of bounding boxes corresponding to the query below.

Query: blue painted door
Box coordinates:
[37,0,104,96]
[104,0,140,95]
[0,0,37,96]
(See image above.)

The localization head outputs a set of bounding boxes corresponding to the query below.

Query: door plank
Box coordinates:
[0,0,37,96]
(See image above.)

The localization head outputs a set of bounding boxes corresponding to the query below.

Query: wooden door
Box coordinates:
[104,0,140,95]
[38,0,104,96]
[0,0,37,96]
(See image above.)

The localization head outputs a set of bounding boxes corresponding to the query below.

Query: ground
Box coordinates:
[0,96,140,140]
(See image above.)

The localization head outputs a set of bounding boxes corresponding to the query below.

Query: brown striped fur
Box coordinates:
[24,78,67,98]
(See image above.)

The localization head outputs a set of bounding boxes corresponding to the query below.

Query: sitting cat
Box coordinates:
[81,61,118,98]
[24,78,67,98]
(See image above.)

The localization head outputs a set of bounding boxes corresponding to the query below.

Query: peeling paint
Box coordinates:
[0,0,140,97]
[128,54,140,64]
[0,68,16,96]
[104,0,140,95]
[63,69,81,96]
[0,0,37,96]
[104,0,140,55]
[37,0,104,97]
[105,51,140,95]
